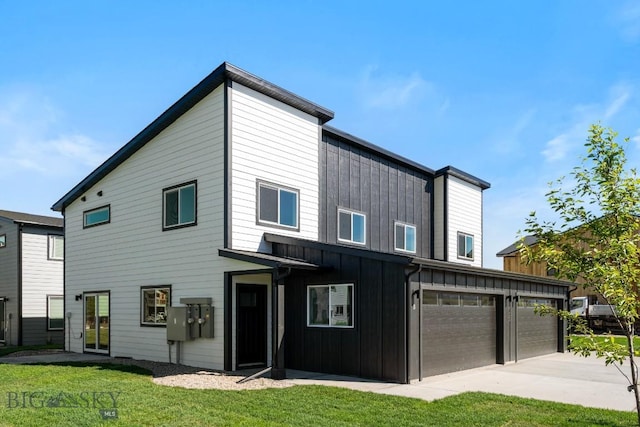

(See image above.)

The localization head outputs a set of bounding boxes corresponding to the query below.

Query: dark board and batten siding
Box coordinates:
[319,132,432,258]
[273,241,408,383]
[266,235,569,383]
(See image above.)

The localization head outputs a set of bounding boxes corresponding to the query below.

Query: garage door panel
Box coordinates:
[517,298,558,359]
[422,292,496,377]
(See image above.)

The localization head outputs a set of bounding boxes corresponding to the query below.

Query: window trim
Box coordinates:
[337,208,366,245]
[46,295,64,331]
[256,180,300,231]
[140,285,172,327]
[307,283,354,329]
[394,221,417,254]
[162,181,197,231]
[457,232,474,261]
[0,234,5,248]
[83,205,111,229]
[47,234,64,261]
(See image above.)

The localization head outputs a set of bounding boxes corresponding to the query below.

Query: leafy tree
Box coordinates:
[519,124,640,423]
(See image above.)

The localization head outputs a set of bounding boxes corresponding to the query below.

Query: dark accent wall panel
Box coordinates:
[276,242,407,383]
[320,133,433,258]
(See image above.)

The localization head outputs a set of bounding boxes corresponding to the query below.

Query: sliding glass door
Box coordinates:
[84,292,109,353]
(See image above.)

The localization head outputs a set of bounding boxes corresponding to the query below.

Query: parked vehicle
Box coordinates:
[570,296,618,331]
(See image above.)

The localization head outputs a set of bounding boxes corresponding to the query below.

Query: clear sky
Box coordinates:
[1,1,639,269]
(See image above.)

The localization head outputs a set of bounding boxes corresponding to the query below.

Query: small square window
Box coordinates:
[141,286,171,326]
[84,205,110,228]
[394,222,416,253]
[338,209,366,245]
[163,182,197,230]
[257,181,299,229]
[307,284,354,328]
[47,295,64,330]
[457,232,474,260]
[48,235,64,260]
[0,234,5,248]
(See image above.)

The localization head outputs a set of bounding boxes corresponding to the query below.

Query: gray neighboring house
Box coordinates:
[0,210,64,346]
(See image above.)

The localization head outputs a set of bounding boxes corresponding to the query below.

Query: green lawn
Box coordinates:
[570,334,640,349]
[0,363,635,427]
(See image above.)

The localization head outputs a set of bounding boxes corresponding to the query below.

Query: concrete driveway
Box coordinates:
[287,352,637,412]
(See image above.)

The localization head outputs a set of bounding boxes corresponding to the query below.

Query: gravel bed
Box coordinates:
[3,350,294,390]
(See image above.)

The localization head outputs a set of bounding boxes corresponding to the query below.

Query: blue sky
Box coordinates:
[1,1,639,269]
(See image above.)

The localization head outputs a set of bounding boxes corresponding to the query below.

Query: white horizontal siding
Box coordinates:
[20,227,64,345]
[230,82,320,251]
[21,228,63,318]
[64,85,269,370]
[433,176,445,260]
[446,175,483,267]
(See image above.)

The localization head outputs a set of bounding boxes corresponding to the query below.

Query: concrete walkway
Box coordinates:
[1,351,636,412]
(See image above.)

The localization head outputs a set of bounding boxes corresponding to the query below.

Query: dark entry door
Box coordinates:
[237,285,267,368]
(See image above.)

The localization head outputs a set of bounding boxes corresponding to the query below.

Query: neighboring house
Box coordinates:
[0,210,64,346]
[497,236,595,301]
[52,62,569,383]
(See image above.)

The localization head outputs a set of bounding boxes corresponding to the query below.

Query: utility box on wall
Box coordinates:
[166,306,191,342]
[199,305,214,338]
[167,298,214,341]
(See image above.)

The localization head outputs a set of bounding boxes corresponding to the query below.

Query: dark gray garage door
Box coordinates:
[422,291,496,376]
[517,297,558,360]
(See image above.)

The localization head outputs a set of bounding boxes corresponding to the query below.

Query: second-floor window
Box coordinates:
[457,232,474,260]
[257,181,299,229]
[0,234,5,248]
[338,209,366,245]
[84,205,110,228]
[163,181,197,230]
[395,222,416,253]
[48,235,64,260]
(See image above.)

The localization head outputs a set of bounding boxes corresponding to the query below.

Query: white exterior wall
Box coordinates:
[433,176,445,261]
[21,227,64,345]
[64,85,266,370]
[446,175,483,267]
[229,82,320,251]
[0,219,19,345]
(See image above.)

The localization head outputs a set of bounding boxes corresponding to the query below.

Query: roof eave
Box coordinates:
[52,62,334,212]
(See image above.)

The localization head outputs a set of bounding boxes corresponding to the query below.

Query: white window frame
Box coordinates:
[394,221,416,253]
[83,205,110,228]
[257,181,299,230]
[307,284,354,328]
[141,286,171,326]
[0,234,5,248]
[48,235,64,260]
[163,181,197,230]
[47,295,64,331]
[457,232,474,260]
[337,208,366,245]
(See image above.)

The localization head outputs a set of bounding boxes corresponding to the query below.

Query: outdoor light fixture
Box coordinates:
[97,191,103,197]
[75,294,82,301]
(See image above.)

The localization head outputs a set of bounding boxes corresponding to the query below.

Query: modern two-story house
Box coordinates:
[52,63,569,383]
[0,210,64,346]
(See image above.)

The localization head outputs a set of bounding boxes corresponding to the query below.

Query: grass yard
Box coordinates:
[0,363,636,427]
[570,334,640,350]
